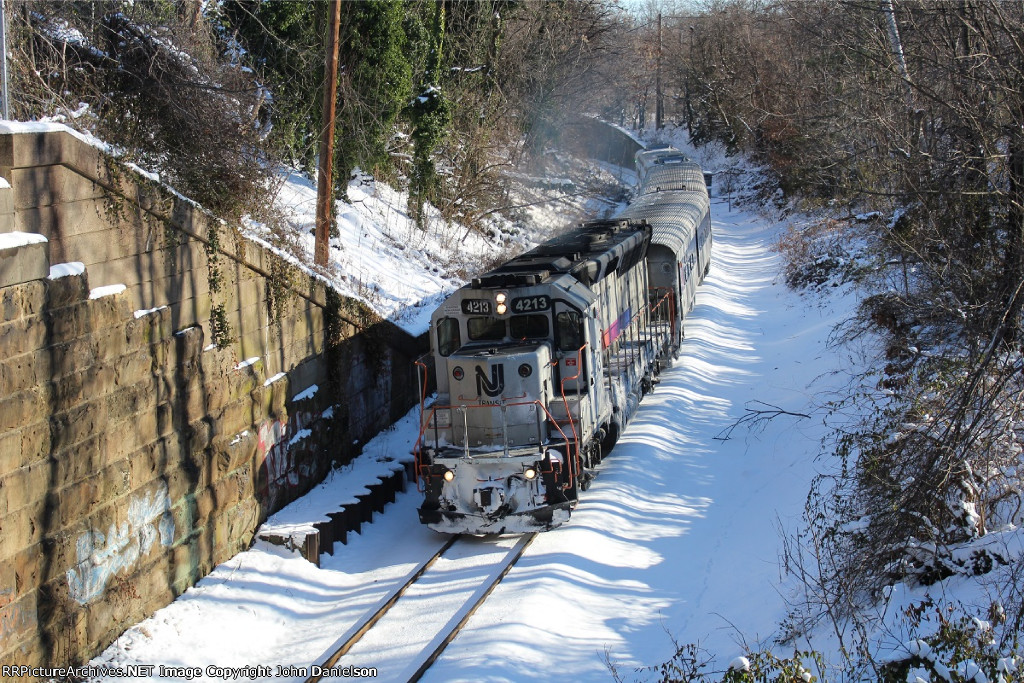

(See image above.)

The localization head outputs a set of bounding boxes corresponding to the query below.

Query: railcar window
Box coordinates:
[510,315,549,339]
[468,317,506,340]
[556,312,584,351]
[437,317,461,356]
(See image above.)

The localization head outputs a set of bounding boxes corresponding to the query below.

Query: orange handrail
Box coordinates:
[558,343,588,484]
[649,287,677,342]
[414,359,429,421]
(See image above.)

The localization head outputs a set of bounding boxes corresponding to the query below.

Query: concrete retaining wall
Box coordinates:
[561,116,646,169]
[0,128,426,675]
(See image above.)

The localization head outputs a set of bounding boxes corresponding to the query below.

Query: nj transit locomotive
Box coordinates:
[413,146,712,534]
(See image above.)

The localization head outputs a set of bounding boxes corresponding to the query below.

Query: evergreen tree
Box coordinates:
[221,0,323,172]
[408,0,451,227]
[225,0,413,196]
[334,0,412,197]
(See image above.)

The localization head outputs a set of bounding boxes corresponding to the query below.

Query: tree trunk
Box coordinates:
[1001,130,1024,346]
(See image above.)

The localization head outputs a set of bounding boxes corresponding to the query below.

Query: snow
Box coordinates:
[87,177,857,681]
[134,306,168,319]
[247,169,505,337]
[292,384,318,401]
[263,372,287,387]
[0,231,47,248]
[48,262,85,279]
[234,357,260,370]
[88,284,127,299]
[729,656,751,672]
[0,120,115,155]
[286,429,311,448]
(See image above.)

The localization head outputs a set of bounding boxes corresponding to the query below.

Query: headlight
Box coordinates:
[495,291,508,315]
[443,469,455,482]
[523,467,537,480]
[518,363,532,378]
[452,366,464,380]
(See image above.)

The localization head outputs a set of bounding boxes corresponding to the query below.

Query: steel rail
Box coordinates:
[304,534,461,683]
[404,533,537,683]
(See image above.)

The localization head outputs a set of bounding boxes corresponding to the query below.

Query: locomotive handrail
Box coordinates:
[413,400,576,490]
[415,358,430,430]
[649,287,677,345]
[558,342,589,485]
[454,391,528,402]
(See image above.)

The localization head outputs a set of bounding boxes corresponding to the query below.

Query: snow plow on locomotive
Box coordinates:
[413,147,712,535]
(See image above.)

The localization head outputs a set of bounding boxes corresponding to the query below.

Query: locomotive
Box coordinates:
[413,146,712,534]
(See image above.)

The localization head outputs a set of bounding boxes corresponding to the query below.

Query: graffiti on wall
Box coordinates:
[66,482,175,605]
[256,410,320,510]
[0,588,37,647]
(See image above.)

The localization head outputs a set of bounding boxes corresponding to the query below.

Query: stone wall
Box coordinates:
[0,127,426,675]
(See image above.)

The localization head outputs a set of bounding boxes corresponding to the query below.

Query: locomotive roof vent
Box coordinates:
[474,271,550,288]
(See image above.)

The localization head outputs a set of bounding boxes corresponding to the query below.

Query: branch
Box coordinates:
[714,400,812,441]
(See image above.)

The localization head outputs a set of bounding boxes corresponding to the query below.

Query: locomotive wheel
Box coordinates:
[601,419,621,455]
[582,442,600,467]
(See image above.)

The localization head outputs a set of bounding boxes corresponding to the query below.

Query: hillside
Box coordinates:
[246,156,632,337]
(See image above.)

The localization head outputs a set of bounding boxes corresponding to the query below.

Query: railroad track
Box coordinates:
[304,532,537,683]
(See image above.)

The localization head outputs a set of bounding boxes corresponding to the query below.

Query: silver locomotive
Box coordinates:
[414,147,712,534]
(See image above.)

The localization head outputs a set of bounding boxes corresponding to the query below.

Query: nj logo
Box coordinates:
[475,365,505,397]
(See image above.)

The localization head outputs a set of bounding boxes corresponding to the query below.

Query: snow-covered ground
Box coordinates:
[88,168,859,680]
[245,159,626,337]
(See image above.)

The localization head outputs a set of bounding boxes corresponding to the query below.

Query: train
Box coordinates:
[413,145,712,534]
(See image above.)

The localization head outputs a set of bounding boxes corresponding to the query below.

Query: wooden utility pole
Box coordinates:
[315,0,342,267]
[0,0,10,120]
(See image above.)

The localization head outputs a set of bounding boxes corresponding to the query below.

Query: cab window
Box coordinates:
[437,317,461,356]
[468,317,506,341]
[510,315,549,340]
[556,312,584,351]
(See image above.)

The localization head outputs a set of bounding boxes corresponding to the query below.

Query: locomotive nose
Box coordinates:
[448,344,552,403]
[447,344,553,449]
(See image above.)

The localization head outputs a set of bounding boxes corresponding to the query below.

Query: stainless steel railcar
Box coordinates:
[413,147,712,534]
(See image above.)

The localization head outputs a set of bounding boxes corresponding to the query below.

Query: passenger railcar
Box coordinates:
[413,146,712,534]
